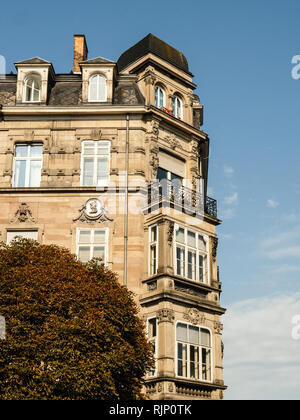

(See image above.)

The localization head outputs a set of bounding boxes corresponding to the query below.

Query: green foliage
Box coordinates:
[0,238,154,400]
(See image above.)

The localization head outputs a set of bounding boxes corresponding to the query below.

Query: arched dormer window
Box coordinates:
[172,95,183,119]
[23,74,41,102]
[155,85,165,108]
[88,74,107,102]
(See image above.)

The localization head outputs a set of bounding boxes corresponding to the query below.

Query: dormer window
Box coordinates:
[172,95,183,119]
[23,74,41,102]
[88,74,107,102]
[155,86,165,108]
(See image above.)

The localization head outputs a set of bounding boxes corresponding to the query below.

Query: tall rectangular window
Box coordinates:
[13,144,43,187]
[149,225,158,276]
[175,226,208,284]
[76,228,108,263]
[81,141,110,186]
[147,318,157,377]
[176,322,211,382]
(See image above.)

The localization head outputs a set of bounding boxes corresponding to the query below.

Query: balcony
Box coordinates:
[145,180,217,219]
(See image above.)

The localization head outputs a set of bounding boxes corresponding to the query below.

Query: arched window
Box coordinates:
[155,86,165,108]
[88,74,107,102]
[24,75,41,102]
[172,95,183,119]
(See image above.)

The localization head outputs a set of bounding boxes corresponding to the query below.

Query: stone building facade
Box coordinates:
[0,33,226,400]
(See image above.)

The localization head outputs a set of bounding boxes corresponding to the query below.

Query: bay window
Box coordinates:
[176,322,212,382]
[175,226,208,283]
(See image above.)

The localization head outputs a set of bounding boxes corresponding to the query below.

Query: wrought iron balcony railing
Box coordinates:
[146,180,217,219]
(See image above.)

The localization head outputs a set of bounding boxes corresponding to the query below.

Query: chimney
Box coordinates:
[73,34,88,73]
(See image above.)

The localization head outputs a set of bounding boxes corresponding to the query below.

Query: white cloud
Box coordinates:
[264,246,300,260]
[224,192,238,205]
[224,165,234,177]
[267,199,279,208]
[223,293,300,399]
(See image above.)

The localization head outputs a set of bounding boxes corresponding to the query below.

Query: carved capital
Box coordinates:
[156,309,175,324]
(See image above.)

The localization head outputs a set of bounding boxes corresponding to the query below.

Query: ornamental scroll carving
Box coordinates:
[167,221,174,246]
[10,203,36,224]
[184,308,205,325]
[73,198,113,224]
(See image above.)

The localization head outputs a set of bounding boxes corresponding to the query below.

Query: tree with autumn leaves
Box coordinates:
[0,238,154,400]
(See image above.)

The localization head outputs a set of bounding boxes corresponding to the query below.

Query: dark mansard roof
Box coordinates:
[117,33,190,74]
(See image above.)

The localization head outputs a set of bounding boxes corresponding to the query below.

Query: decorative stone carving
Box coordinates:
[157,309,175,324]
[147,281,157,291]
[24,130,35,141]
[150,144,159,178]
[211,237,218,262]
[184,308,205,325]
[73,198,113,223]
[167,221,174,246]
[90,129,102,140]
[214,321,223,334]
[165,133,179,150]
[10,203,36,223]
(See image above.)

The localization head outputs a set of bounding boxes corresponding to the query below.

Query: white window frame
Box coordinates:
[175,321,213,383]
[146,317,158,377]
[6,230,38,244]
[155,86,165,109]
[148,225,158,276]
[88,73,107,102]
[80,140,110,187]
[12,143,43,188]
[172,95,183,119]
[23,75,41,103]
[174,225,209,284]
[76,227,108,264]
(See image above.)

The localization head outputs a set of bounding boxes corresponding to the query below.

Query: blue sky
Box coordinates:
[1,0,300,400]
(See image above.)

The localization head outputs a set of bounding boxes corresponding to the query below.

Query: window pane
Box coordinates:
[15,145,29,157]
[79,230,91,244]
[151,226,157,242]
[157,167,168,181]
[202,348,211,381]
[83,158,94,186]
[187,250,196,280]
[189,325,199,345]
[177,343,187,377]
[176,246,185,276]
[148,318,157,339]
[150,245,157,275]
[97,157,108,184]
[14,160,26,187]
[190,345,200,379]
[198,235,206,251]
[177,323,187,341]
[30,144,43,157]
[93,246,105,260]
[187,231,196,247]
[200,329,210,347]
[7,230,38,244]
[94,230,106,244]
[176,227,185,243]
[33,85,40,101]
[78,246,91,262]
[29,160,42,187]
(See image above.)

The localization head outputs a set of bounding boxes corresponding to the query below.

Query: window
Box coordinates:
[175,226,208,283]
[81,141,110,186]
[149,225,158,275]
[7,230,38,244]
[76,228,108,263]
[13,143,43,188]
[147,318,158,377]
[172,95,182,119]
[176,322,212,382]
[155,86,165,108]
[88,74,107,102]
[23,75,41,102]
